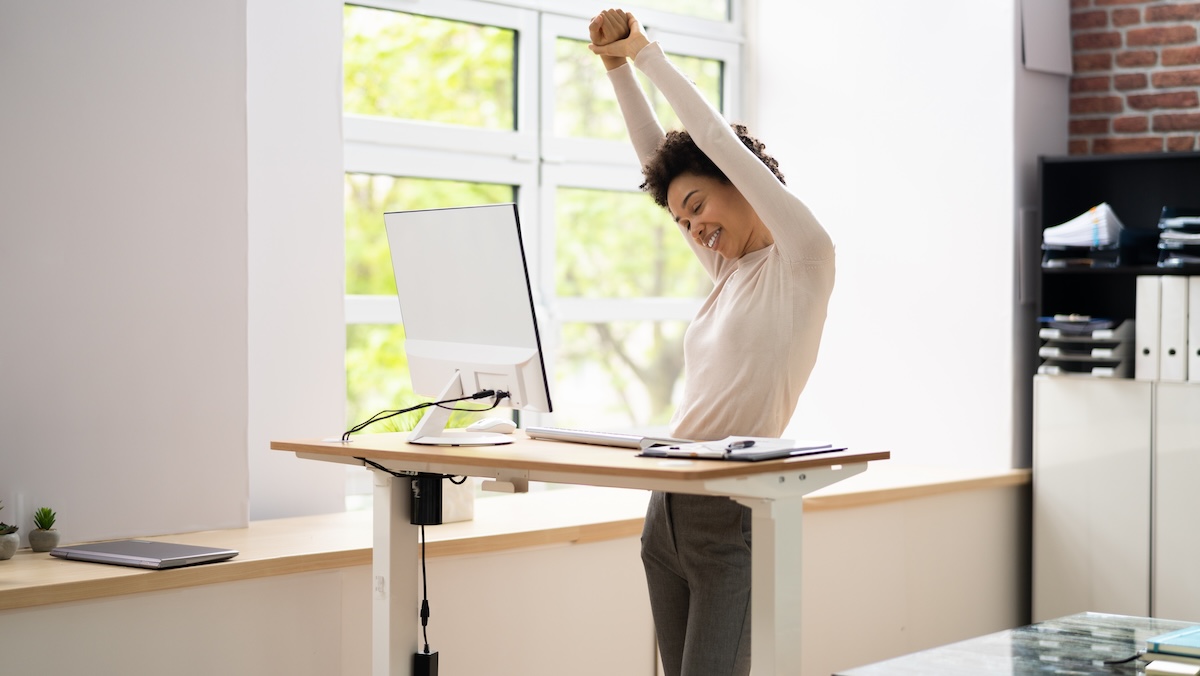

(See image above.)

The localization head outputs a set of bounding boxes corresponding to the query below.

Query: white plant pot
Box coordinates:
[29,529,60,553]
[0,532,19,560]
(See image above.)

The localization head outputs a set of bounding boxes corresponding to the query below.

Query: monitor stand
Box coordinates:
[408,373,515,446]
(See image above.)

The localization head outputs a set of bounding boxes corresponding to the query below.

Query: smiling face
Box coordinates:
[666,172,773,259]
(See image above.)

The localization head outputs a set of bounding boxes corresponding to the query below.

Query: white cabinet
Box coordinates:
[1034,377,1200,623]
[1153,382,1200,622]
[1032,376,1152,622]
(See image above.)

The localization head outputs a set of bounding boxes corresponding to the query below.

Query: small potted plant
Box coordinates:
[0,501,19,560]
[29,507,60,553]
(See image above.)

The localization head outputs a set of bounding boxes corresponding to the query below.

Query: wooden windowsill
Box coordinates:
[0,466,1029,612]
[804,464,1031,511]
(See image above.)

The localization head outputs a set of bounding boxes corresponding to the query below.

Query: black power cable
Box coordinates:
[420,524,431,653]
[342,389,508,441]
[346,388,507,675]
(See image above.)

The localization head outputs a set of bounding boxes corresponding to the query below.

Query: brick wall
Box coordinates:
[1070,0,1200,154]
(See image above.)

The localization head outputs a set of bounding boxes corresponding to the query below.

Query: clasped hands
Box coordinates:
[588,7,650,61]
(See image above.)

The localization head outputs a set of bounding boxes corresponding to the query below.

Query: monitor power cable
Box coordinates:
[341,389,509,441]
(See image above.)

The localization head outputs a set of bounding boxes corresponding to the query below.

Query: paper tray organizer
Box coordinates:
[1037,318,1134,379]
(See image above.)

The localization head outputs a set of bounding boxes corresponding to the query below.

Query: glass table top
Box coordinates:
[838,612,1196,675]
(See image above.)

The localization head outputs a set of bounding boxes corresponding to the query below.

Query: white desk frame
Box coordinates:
[286,442,882,676]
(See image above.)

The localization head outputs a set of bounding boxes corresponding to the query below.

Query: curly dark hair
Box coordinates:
[639,123,785,210]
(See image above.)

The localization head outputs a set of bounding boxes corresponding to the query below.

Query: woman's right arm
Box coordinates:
[606,64,664,166]
[592,11,724,279]
[590,11,663,168]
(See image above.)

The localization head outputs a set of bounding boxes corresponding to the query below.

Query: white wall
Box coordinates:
[802,481,1029,674]
[0,0,347,544]
[753,0,1066,469]
[0,1,251,543]
[245,0,347,520]
[0,572,352,675]
[0,535,657,676]
[1013,4,1072,467]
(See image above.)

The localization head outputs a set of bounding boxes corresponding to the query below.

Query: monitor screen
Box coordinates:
[383,203,552,445]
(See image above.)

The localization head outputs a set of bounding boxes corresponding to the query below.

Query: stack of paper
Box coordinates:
[1145,660,1200,676]
[1158,206,1200,269]
[1044,202,1125,247]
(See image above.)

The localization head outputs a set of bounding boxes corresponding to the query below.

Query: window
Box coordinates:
[342,1,743,501]
[343,5,516,129]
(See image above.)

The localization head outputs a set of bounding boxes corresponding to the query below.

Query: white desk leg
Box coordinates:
[740,494,805,676]
[373,470,419,676]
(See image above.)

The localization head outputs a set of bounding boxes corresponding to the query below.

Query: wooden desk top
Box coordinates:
[271,431,890,482]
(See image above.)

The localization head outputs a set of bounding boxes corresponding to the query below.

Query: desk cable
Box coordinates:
[341,389,509,441]
[347,391,503,676]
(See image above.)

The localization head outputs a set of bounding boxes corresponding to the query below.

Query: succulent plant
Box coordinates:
[33,507,56,531]
[0,501,16,536]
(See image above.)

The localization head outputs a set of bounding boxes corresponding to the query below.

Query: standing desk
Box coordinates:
[271,432,889,676]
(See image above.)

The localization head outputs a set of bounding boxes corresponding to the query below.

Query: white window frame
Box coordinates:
[343,0,539,159]
[538,162,704,327]
[530,0,743,41]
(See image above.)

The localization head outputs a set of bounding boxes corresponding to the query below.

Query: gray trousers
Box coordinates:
[641,491,752,676]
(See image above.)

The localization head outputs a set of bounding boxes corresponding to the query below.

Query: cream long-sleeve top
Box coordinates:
[608,42,835,442]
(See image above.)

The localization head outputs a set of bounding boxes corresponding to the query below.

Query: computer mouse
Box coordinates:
[466,417,517,434]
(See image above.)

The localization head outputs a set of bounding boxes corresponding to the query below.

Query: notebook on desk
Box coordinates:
[50,539,239,570]
[637,436,845,462]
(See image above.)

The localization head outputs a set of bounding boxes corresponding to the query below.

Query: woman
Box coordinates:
[588,9,835,676]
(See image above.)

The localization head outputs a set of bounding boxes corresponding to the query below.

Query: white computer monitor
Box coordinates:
[383,203,552,445]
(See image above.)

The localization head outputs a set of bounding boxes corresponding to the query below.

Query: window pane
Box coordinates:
[347,323,414,430]
[555,187,711,298]
[637,0,729,21]
[345,174,513,295]
[553,38,627,141]
[554,320,688,430]
[346,324,511,432]
[343,5,516,129]
[554,38,723,140]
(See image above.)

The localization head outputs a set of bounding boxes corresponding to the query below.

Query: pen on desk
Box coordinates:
[726,440,755,451]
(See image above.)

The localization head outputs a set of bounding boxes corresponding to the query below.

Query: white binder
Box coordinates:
[1135,275,1161,381]
[1190,276,1200,383]
[1160,276,1189,381]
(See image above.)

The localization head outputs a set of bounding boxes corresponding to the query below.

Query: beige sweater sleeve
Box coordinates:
[606,63,664,168]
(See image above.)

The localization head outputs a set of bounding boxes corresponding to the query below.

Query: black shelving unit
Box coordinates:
[1036,151,1200,325]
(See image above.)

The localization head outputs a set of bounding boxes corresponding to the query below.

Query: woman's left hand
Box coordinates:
[588,11,651,60]
[589,8,628,47]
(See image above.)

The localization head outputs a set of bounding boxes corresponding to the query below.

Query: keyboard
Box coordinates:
[525,426,655,449]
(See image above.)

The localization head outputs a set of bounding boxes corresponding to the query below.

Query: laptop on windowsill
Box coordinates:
[49,539,239,569]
